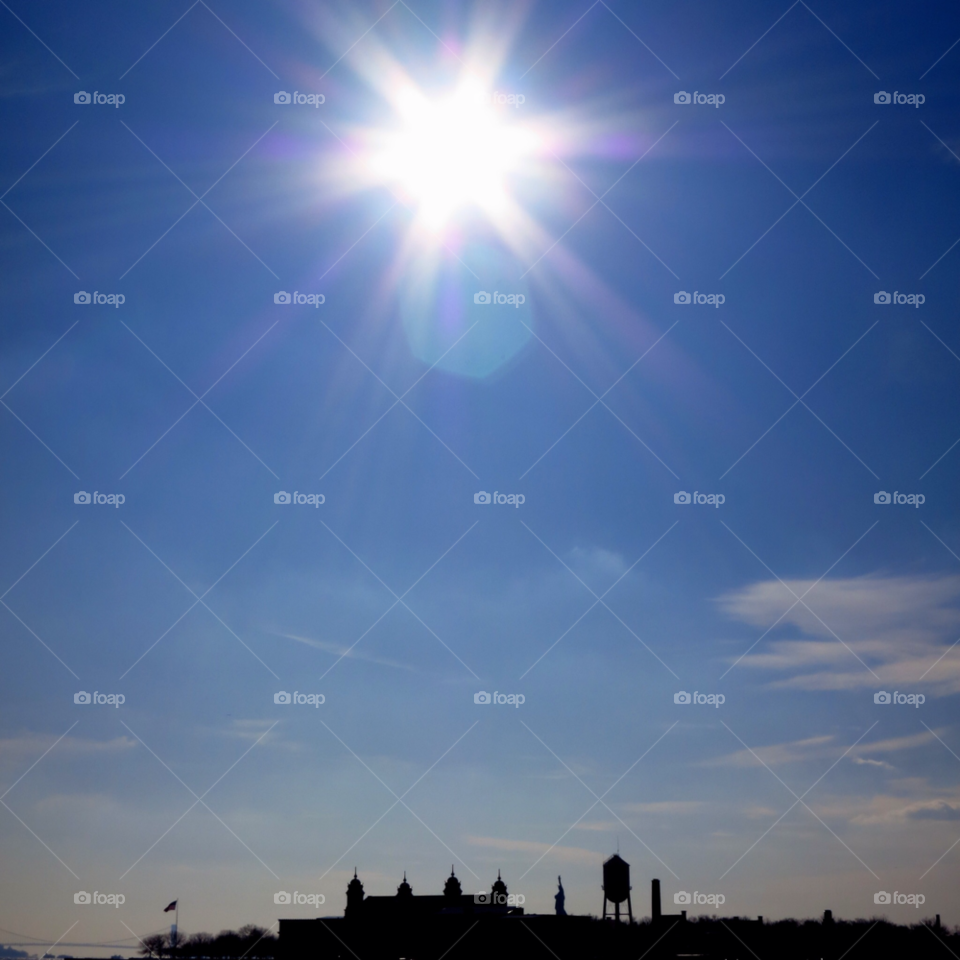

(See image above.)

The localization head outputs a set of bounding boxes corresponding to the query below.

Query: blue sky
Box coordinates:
[2,0,960,951]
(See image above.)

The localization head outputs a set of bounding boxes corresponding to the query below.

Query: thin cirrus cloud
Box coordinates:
[270,630,419,672]
[718,575,960,694]
[704,729,943,769]
[464,834,599,864]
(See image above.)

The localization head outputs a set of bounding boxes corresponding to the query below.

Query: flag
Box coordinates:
[164,901,177,912]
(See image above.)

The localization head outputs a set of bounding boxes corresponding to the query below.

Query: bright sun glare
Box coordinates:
[370,79,538,229]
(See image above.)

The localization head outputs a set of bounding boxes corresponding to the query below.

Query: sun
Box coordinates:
[369,77,539,230]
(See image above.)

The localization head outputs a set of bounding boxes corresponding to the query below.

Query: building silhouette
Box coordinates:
[278,860,954,960]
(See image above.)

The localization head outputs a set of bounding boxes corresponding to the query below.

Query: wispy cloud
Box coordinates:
[464,835,600,864]
[270,630,417,672]
[0,733,137,759]
[619,801,706,815]
[719,574,960,693]
[706,729,943,769]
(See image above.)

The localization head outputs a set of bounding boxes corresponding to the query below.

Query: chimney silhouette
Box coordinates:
[651,879,661,920]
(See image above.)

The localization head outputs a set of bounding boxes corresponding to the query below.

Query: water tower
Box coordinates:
[601,853,632,922]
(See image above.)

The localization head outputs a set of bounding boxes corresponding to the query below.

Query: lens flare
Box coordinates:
[369,78,539,229]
